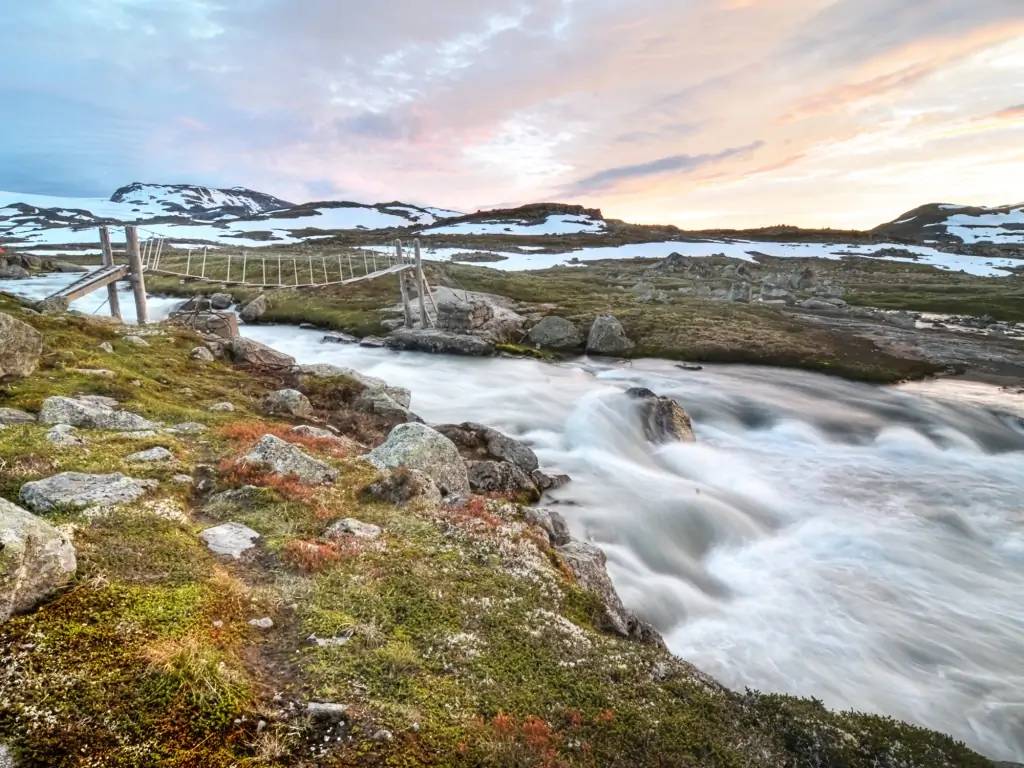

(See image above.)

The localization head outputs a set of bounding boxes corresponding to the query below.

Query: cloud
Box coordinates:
[566,141,765,194]
[0,0,1022,226]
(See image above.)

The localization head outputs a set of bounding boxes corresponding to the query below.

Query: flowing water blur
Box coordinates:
[2,274,1022,760]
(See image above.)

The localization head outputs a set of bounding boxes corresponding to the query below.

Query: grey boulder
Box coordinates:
[45,424,83,446]
[241,434,338,485]
[466,460,537,498]
[190,346,215,362]
[1,498,77,623]
[365,423,469,496]
[526,316,581,351]
[0,311,43,379]
[385,328,494,356]
[126,446,173,463]
[586,314,634,356]
[38,396,159,431]
[325,517,382,540]
[225,337,295,370]
[201,522,260,559]
[239,294,268,323]
[435,422,539,473]
[20,472,156,514]
[209,292,233,309]
[262,388,314,419]
[0,407,35,425]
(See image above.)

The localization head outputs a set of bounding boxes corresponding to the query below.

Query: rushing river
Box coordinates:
[3,275,1023,761]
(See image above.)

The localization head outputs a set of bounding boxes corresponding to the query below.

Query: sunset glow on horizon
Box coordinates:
[2,0,1022,228]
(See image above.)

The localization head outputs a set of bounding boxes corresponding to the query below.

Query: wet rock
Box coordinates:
[200,522,260,558]
[0,498,77,623]
[126,446,173,463]
[242,434,338,485]
[262,388,314,419]
[362,468,442,507]
[385,328,495,356]
[325,517,382,540]
[531,470,570,492]
[38,395,159,431]
[239,294,268,323]
[190,346,215,362]
[526,316,582,350]
[586,314,634,356]
[321,332,358,344]
[45,424,83,446]
[20,472,156,514]
[625,387,695,443]
[467,460,538,498]
[523,507,571,546]
[0,408,34,425]
[209,292,233,310]
[557,540,656,642]
[359,336,387,348]
[0,312,43,379]
[435,422,539,474]
[224,337,295,370]
[365,423,469,496]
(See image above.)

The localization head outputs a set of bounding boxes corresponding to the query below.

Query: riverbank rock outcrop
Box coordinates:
[0,312,43,379]
[239,294,268,323]
[0,498,77,623]
[385,328,495,356]
[587,314,634,356]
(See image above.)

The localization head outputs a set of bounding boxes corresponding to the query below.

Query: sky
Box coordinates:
[1,0,1022,229]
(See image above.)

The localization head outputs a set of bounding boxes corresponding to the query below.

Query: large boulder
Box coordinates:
[435,422,539,473]
[38,396,159,431]
[466,460,538,498]
[225,337,295,370]
[209,292,233,310]
[239,294,268,323]
[586,314,634,356]
[0,312,43,379]
[241,434,338,485]
[0,498,77,623]
[385,329,494,356]
[262,389,314,419]
[20,472,157,514]
[362,468,442,507]
[526,316,581,351]
[0,262,30,279]
[625,388,695,443]
[364,423,469,497]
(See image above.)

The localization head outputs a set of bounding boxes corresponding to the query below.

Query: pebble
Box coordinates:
[124,335,150,347]
[248,617,274,630]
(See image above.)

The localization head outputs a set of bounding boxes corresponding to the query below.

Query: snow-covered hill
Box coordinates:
[0,184,462,248]
[874,202,1024,245]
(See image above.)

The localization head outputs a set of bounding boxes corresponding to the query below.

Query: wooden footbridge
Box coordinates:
[44,225,437,328]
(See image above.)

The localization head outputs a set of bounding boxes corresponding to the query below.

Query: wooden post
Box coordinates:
[397,240,412,326]
[414,239,428,327]
[99,226,122,321]
[125,226,148,325]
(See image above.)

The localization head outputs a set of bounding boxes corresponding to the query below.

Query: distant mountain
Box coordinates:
[419,203,606,236]
[0,184,463,249]
[874,202,1024,246]
[109,183,293,220]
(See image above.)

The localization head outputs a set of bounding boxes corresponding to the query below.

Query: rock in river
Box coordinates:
[625,387,695,443]
[586,314,634,356]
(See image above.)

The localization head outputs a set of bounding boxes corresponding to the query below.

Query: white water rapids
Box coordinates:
[2,275,1023,761]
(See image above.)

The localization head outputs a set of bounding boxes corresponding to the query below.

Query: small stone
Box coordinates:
[325,517,382,540]
[372,729,393,742]
[190,346,215,362]
[168,422,207,434]
[123,335,150,347]
[209,402,235,412]
[126,446,173,463]
[200,522,260,559]
[171,474,193,485]
[69,367,115,378]
[212,619,224,629]
[306,702,348,721]
[0,407,35,425]
[98,341,115,353]
[45,424,84,447]
[262,389,314,419]
[242,434,338,485]
[248,616,274,630]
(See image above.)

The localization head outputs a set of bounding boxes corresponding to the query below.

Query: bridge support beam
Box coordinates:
[125,226,149,325]
[414,239,428,327]
[99,226,122,322]
[396,240,413,327]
